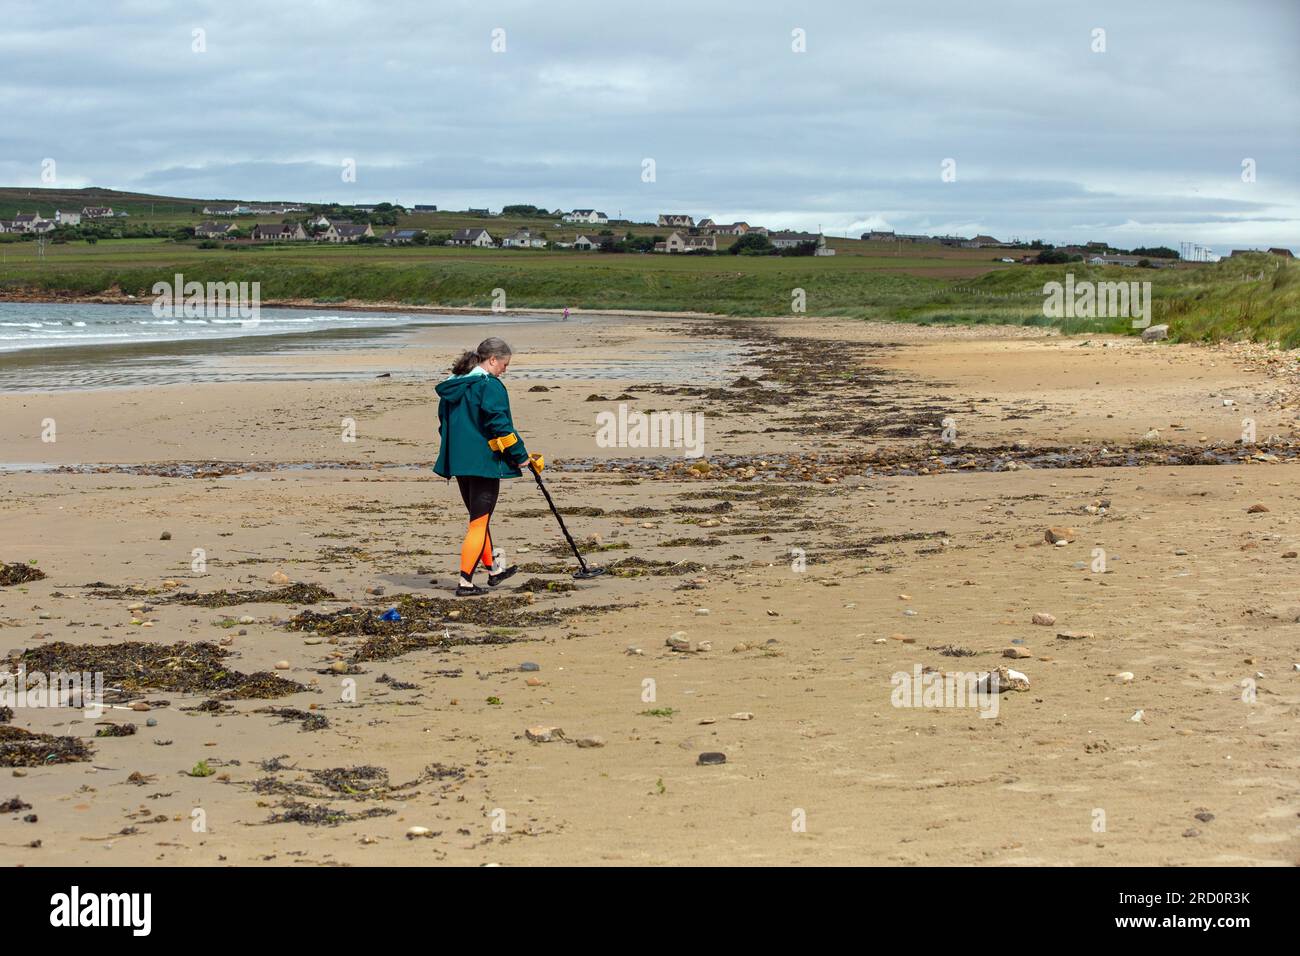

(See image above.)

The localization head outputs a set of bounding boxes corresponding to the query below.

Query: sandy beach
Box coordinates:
[1,312,1297,866]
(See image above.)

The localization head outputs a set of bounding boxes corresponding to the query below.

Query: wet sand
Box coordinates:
[1,314,1297,866]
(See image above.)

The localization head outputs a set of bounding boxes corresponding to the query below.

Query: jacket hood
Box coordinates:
[435,372,486,403]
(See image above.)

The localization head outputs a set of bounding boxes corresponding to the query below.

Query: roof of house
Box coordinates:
[770,230,819,241]
[452,228,490,240]
[386,229,422,239]
[334,224,370,236]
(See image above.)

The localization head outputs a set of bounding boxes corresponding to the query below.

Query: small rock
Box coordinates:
[1032,612,1057,626]
[697,752,727,766]
[130,702,151,712]
[1129,709,1145,722]
[1114,672,1135,683]
[159,531,172,540]
[1044,528,1075,544]
[1194,811,1215,823]
[575,735,605,749]
[269,570,290,586]
[979,667,1030,693]
[1056,630,1093,640]
[1003,647,1032,659]
[238,615,254,625]
[1246,503,1269,513]
[1140,324,1168,342]
[274,660,290,670]
[730,712,754,721]
[526,725,563,743]
[406,826,433,839]
[519,662,540,672]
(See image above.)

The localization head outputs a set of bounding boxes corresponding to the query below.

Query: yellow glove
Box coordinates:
[528,452,545,473]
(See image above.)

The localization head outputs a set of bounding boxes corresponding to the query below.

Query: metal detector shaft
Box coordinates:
[529,464,592,574]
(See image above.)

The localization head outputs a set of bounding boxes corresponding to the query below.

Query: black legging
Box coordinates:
[457,476,500,578]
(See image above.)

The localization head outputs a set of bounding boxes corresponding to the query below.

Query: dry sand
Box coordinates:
[1,313,1297,866]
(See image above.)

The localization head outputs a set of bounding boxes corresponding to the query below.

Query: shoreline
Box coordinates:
[0,289,725,320]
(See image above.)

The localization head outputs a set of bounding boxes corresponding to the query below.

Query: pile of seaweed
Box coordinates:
[254,761,464,802]
[254,706,329,732]
[0,726,93,767]
[264,801,396,827]
[0,562,46,587]
[287,593,620,662]
[17,642,304,700]
[604,557,706,578]
[254,760,465,825]
[86,583,334,607]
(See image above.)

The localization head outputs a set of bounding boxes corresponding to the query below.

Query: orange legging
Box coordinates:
[460,515,493,577]
[457,476,500,579]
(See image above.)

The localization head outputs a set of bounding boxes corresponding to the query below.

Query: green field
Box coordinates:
[2,188,1296,346]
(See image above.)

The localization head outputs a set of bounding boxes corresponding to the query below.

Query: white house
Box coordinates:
[770,230,824,249]
[657,214,695,228]
[332,223,374,243]
[55,210,81,226]
[563,209,608,224]
[11,212,45,233]
[252,222,309,241]
[656,231,715,253]
[502,228,548,248]
[448,228,495,247]
[195,221,236,239]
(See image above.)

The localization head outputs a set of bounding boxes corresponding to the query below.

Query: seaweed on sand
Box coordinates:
[0,562,45,587]
[17,641,304,700]
[94,723,137,737]
[286,593,620,663]
[265,801,397,827]
[87,583,335,607]
[513,577,578,594]
[0,726,93,767]
[255,707,329,732]
[253,762,465,817]
[605,557,705,578]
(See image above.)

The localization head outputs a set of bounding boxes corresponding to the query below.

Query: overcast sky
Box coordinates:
[2,0,1296,251]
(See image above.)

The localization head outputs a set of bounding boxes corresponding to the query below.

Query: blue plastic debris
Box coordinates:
[380,608,401,622]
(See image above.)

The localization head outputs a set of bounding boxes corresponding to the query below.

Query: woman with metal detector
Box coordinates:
[432,337,542,596]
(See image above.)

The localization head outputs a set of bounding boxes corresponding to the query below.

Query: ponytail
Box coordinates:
[450,337,513,375]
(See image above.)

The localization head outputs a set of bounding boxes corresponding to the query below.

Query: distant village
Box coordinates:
[0,201,1292,262]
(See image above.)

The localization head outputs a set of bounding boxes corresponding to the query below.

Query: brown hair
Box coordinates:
[451,337,513,375]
